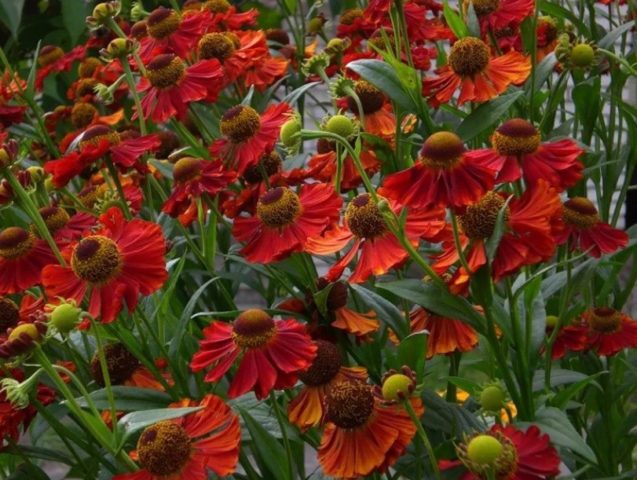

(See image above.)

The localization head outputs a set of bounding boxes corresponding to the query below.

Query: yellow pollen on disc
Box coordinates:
[448,37,490,77]
[147,7,181,39]
[146,54,186,89]
[71,235,122,284]
[39,206,71,234]
[562,197,599,230]
[0,227,36,260]
[198,33,236,61]
[172,157,202,183]
[71,102,98,129]
[79,125,121,150]
[325,380,374,429]
[344,193,387,239]
[340,8,363,25]
[420,131,466,169]
[587,307,622,333]
[232,309,277,349]
[491,118,541,156]
[256,187,302,228]
[203,0,231,13]
[137,422,192,476]
[38,46,64,67]
[220,105,261,144]
[458,192,508,240]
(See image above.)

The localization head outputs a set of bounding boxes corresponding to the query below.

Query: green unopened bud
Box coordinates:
[545,315,559,328]
[89,2,120,25]
[301,52,330,76]
[571,43,595,68]
[49,302,81,333]
[466,435,503,466]
[94,83,115,105]
[325,37,351,56]
[479,384,505,412]
[104,38,134,59]
[130,1,149,21]
[280,116,302,150]
[382,373,413,401]
[307,14,326,36]
[324,114,355,138]
[0,371,42,409]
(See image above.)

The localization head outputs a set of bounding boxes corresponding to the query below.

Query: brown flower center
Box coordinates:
[91,343,141,386]
[71,102,98,129]
[448,37,490,77]
[146,54,186,89]
[220,105,261,143]
[78,58,101,78]
[173,157,202,183]
[587,307,622,333]
[79,125,121,150]
[458,431,518,478]
[242,151,282,184]
[340,8,363,25]
[0,297,19,332]
[420,131,466,169]
[232,309,277,349]
[0,227,36,260]
[256,187,302,228]
[198,32,236,61]
[265,28,290,45]
[470,0,500,15]
[39,206,71,234]
[137,422,192,476]
[491,118,541,156]
[347,80,385,115]
[75,78,99,98]
[345,193,387,239]
[71,235,122,284]
[325,380,374,428]
[298,340,342,386]
[77,185,100,208]
[562,197,599,230]
[459,191,508,240]
[38,45,64,67]
[147,7,181,39]
[203,0,231,13]
[131,21,149,40]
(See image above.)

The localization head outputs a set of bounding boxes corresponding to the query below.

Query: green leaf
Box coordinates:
[119,407,202,436]
[485,196,513,263]
[75,387,172,411]
[532,369,589,391]
[61,0,90,45]
[312,282,334,318]
[230,393,287,440]
[377,279,485,331]
[527,53,558,91]
[443,1,468,39]
[444,376,481,397]
[598,21,635,49]
[457,91,524,141]
[537,0,590,36]
[525,407,597,463]
[465,3,480,37]
[347,59,417,112]
[572,78,600,144]
[397,330,428,381]
[240,409,291,480]
[349,284,408,338]
[551,372,604,409]
[421,390,484,433]
[0,0,25,40]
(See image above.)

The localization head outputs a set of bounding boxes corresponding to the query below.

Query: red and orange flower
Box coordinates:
[232,183,341,264]
[581,307,637,357]
[42,207,168,324]
[190,309,317,399]
[139,7,205,61]
[423,37,530,106]
[114,394,240,480]
[407,307,479,358]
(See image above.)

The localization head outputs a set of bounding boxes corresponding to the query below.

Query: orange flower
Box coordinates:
[114,394,240,480]
[190,309,317,399]
[288,340,367,430]
[581,308,637,357]
[232,184,341,264]
[344,80,396,141]
[409,308,478,358]
[318,379,420,479]
[139,7,205,62]
[423,37,530,106]
[381,131,497,210]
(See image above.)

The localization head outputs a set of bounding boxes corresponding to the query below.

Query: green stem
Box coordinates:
[269,392,294,480]
[403,400,441,480]
[120,60,147,135]
[105,158,133,220]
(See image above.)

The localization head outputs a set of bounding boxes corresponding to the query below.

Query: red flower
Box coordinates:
[408,307,478,358]
[434,180,561,282]
[139,7,205,62]
[318,379,420,478]
[45,125,161,188]
[309,194,448,283]
[0,227,56,295]
[475,118,584,190]
[197,30,262,83]
[35,45,85,90]
[343,80,396,141]
[381,131,497,210]
[211,102,291,174]
[138,54,223,123]
[190,309,317,399]
[42,207,168,324]
[162,157,237,222]
[232,183,341,264]
[442,424,560,479]
[423,37,530,106]
[469,0,534,32]
[114,394,240,479]
[37,206,95,247]
[555,197,628,257]
[199,0,258,31]
[581,307,637,357]
[546,320,587,360]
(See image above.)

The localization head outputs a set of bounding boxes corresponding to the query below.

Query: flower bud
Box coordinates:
[89,1,120,27]
[324,114,355,138]
[571,43,595,68]
[479,384,505,412]
[280,116,302,149]
[104,38,134,59]
[26,166,45,183]
[381,373,413,401]
[49,302,81,333]
[466,435,503,465]
[545,315,559,328]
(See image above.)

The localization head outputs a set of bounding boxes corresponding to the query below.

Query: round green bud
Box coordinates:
[545,315,559,328]
[280,118,301,148]
[479,385,505,411]
[466,435,503,466]
[381,373,413,401]
[571,44,595,68]
[50,303,81,333]
[325,114,355,138]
